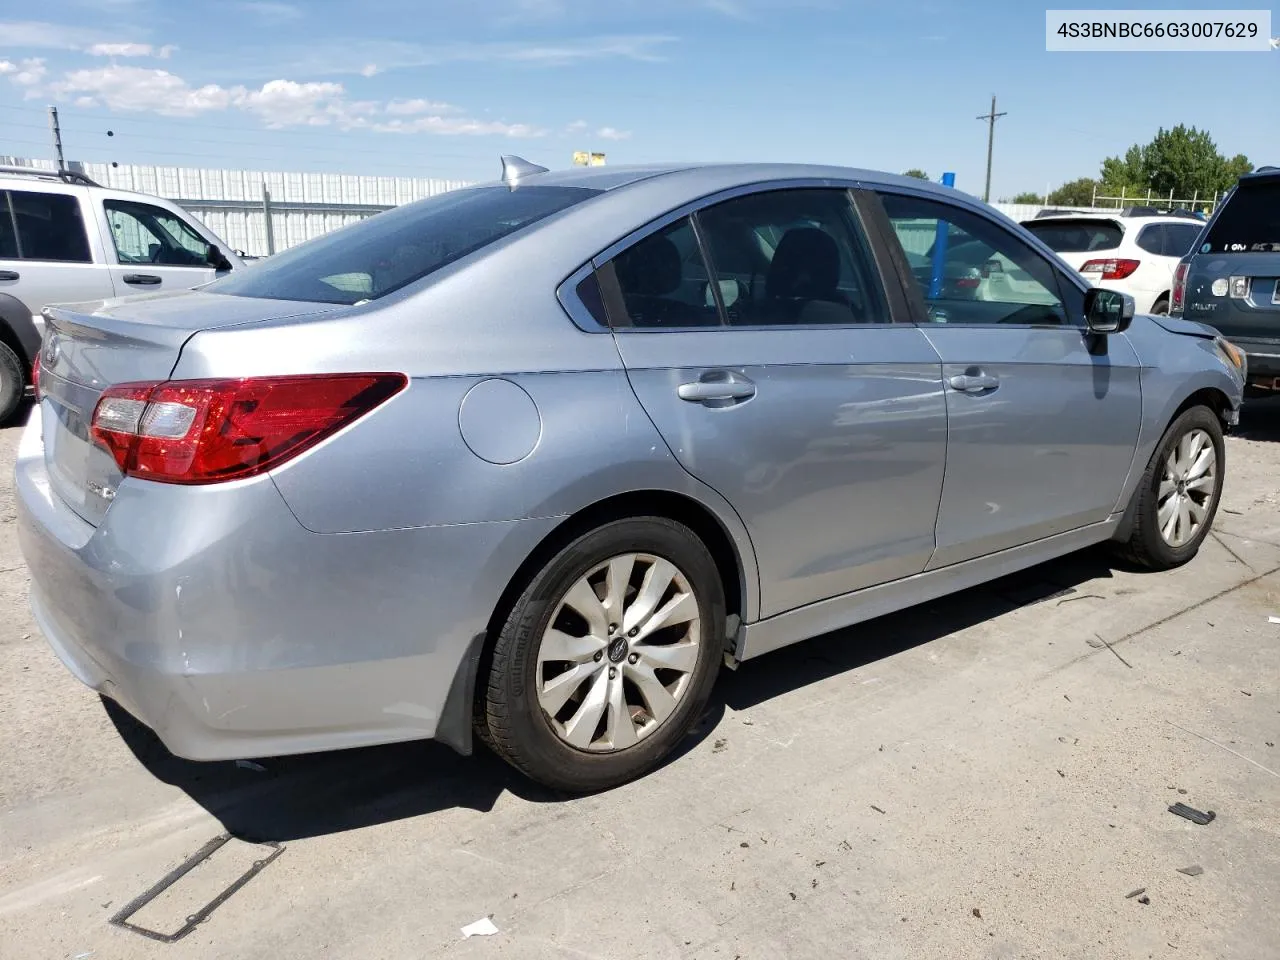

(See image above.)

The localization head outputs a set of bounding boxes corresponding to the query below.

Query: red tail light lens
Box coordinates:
[955,276,982,289]
[1171,262,1189,315]
[91,373,406,484]
[1080,258,1141,280]
[31,352,41,400]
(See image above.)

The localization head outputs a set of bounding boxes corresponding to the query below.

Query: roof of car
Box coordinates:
[486,160,976,201]
[1026,212,1202,226]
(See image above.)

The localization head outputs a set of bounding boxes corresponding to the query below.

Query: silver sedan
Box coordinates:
[16,158,1245,791]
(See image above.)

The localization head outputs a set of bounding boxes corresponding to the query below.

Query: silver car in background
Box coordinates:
[16,158,1245,792]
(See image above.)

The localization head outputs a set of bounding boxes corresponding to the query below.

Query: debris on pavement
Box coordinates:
[838,840,852,852]
[870,805,886,814]
[461,917,499,938]
[972,908,982,919]
[1268,616,1280,624]
[1125,888,1147,899]
[1138,895,1151,905]
[1177,865,1205,877]
[740,841,749,848]
[1168,802,1216,825]
[789,892,797,901]
[235,759,267,772]
[713,738,728,753]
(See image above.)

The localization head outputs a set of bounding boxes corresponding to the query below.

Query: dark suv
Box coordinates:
[1174,167,1280,398]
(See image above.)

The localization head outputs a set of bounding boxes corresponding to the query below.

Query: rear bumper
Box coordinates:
[15,407,561,761]
[1229,338,1280,389]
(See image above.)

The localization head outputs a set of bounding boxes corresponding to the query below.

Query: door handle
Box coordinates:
[947,373,999,393]
[123,274,162,285]
[0,270,18,281]
[677,372,756,404]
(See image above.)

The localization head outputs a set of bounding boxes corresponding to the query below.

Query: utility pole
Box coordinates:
[48,105,65,172]
[976,95,1006,203]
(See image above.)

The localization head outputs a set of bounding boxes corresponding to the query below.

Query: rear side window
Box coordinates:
[601,216,721,328]
[7,190,91,263]
[207,185,600,304]
[1202,181,1280,253]
[1023,218,1123,253]
[1135,224,1165,256]
[1163,223,1203,257]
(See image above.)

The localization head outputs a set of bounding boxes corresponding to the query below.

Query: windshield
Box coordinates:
[1201,180,1280,253]
[1023,219,1123,253]
[206,185,601,304]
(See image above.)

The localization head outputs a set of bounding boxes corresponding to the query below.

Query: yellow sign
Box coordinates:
[573,152,607,166]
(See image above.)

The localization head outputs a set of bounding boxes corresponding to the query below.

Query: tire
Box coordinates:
[1150,297,1170,316]
[0,341,24,425]
[1115,405,1224,571]
[481,517,725,793]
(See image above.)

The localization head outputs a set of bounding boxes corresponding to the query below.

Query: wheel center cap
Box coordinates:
[607,637,628,664]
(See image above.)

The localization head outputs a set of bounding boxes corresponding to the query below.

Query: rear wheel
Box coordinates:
[1151,296,1170,316]
[0,342,24,425]
[1115,405,1224,570]
[481,517,725,792]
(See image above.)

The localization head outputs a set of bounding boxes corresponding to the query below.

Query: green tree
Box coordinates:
[1047,177,1099,206]
[902,169,929,180]
[1100,125,1252,200]
[1009,191,1043,204]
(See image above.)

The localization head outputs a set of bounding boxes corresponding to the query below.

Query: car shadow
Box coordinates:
[106,546,1121,843]
[1233,395,1280,441]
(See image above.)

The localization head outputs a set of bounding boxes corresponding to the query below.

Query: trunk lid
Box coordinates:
[37,291,340,526]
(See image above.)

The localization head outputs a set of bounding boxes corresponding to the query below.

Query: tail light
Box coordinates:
[955,275,982,289]
[1171,262,1189,315]
[90,373,406,485]
[1080,258,1141,280]
[31,352,40,400]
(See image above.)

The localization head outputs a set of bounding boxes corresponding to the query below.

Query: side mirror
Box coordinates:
[1084,288,1134,334]
[205,244,233,272]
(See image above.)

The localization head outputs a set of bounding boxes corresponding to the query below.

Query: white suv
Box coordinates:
[1021,211,1205,316]
[0,165,243,422]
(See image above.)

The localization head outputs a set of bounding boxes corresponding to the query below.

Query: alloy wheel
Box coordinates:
[535,553,701,752]
[1157,428,1218,547]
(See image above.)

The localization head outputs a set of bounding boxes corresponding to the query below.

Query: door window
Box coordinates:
[0,193,17,259]
[881,193,1079,326]
[1162,223,1202,257]
[600,216,721,328]
[104,199,211,267]
[696,189,886,326]
[1135,224,1166,256]
[7,190,92,263]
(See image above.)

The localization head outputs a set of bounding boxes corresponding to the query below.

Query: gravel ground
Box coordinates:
[1,398,1279,960]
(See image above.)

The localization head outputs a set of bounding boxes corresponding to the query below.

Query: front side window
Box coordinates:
[208,185,600,305]
[882,193,1077,326]
[8,190,91,263]
[104,200,212,267]
[1202,180,1280,253]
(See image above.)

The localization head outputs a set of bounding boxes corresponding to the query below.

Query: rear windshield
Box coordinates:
[1201,180,1280,253]
[206,185,600,304]
[1023,218,1123,253]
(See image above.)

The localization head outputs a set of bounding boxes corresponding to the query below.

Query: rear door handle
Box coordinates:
[123,274,162,286]
[0,270,18,281]
[947,373,999,393]
[677,372,756,405]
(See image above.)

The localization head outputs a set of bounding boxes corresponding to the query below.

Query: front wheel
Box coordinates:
[480,517,725,792]
[1115,405,1224,570]
[0,341,24,425]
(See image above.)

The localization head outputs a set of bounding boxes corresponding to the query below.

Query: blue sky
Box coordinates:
[1,0,1277,197]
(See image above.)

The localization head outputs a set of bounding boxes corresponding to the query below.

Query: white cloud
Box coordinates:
[18,61,545,138]
[0,57,47,86]
[359,64,379,77]
[566,119,589,132]
[597,126,631,141]
[51,65,240,115]
[88,42,154,57]
[386,98,456,116]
